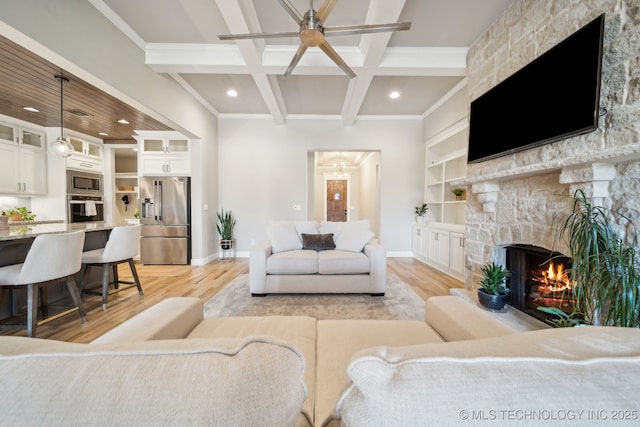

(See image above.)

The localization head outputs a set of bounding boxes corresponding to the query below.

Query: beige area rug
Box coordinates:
[204,275,425,320]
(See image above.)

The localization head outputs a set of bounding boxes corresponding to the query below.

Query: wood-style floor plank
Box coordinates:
[0,258,463,343]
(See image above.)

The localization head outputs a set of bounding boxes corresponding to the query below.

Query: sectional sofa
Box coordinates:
[250,220,386,296]
[1,295,639,426]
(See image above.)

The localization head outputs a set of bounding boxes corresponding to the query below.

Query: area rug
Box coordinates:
[204,274,425,320]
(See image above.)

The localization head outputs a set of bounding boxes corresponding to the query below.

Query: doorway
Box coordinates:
[308,151,381,237]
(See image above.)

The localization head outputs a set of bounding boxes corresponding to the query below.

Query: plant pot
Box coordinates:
[9,213,22,221]
[415,216,425,224]
[455,195,464,201]
[477,288,508,311]
[220,239,233,250]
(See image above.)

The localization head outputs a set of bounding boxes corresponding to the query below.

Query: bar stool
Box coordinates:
[0,231,86,337]
[79,225,143,310]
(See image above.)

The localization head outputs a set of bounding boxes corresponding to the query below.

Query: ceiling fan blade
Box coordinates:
[218,31,300,40]
[318,40,356,78]
[284,44,308,77]
[316,0,337,22]
[324,22,411,37]
[277,0,304,23]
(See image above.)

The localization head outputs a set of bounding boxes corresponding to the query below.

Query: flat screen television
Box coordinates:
[467,14,604,164]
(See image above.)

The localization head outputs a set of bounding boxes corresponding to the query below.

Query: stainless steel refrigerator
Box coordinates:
[139,176,191,265]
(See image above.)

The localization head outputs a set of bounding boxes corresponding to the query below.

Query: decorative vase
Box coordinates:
[477,288,508,311]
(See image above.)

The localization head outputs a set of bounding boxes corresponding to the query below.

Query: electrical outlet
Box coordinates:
[293,204,301,211]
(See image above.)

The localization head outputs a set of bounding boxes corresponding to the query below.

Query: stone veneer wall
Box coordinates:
[463,0,640,289]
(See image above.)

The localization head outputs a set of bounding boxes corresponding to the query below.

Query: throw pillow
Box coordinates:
[265,223,302,253]
[335,225,374,252]
[302,233,336,251]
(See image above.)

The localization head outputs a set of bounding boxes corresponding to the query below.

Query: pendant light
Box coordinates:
[50,75,75,157]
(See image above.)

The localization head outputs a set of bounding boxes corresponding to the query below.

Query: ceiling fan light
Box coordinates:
[301,29,324,46]
[50,136,74,158]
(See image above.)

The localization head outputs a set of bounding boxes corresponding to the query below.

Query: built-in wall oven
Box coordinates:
[67,170,104,223]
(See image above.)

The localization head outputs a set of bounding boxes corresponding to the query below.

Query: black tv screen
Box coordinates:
[468,14,604,164]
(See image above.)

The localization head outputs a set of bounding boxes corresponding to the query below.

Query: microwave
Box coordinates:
[67,170,103,196]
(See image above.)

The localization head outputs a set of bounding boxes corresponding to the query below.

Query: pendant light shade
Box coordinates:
[50,75,75,158]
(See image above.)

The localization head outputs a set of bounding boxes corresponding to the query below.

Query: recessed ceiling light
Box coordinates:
[389,91,400,99]
[22,106,40,112]
[226,89,238,97]
[117,119,130,124]
[98,132,108,136]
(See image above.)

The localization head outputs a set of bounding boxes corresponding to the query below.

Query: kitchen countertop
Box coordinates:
[0,222,121,241]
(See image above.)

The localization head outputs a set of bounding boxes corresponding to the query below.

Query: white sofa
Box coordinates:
[2,296,639,427]
[250,220,386,296]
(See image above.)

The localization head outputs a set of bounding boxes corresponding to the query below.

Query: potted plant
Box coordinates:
[452,188,466,201]
[6,207,36,222]
[555,189,640,327]
[477,262,510,311]
[216,208,236,250]
[414,203,428,224]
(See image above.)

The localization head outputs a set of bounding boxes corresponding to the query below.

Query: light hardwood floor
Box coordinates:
[0,258,463,343]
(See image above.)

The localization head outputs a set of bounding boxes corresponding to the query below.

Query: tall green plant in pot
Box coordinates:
[216,209,236,250]
[556,190,640,327]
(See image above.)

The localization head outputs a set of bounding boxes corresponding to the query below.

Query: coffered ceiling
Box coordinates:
[0,0,515,142]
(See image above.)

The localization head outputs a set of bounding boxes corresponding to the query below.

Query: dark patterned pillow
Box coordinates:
[301,233,336,251]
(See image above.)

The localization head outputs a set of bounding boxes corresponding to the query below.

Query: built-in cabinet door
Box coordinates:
[412,225,428,261]
[0,143,20,193]
[449,232,465,276]
[19,148,46,195]
[428,228,450,267]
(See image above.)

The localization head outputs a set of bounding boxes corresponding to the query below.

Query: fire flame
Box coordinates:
[533,261,575,292]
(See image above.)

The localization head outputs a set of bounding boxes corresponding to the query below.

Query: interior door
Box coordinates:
[327,180,347,222]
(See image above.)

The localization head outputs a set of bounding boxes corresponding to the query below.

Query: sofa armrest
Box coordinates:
[92,297,204,343]
[364,243,386,294]
[250,241,272,294]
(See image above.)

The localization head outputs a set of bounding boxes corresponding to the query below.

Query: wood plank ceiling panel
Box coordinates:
[0,35,171,143]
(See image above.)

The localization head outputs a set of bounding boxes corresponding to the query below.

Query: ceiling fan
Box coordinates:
[218,0,411,78]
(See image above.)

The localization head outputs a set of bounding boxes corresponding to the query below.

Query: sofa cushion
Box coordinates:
[316,319,445,427]
[318,250,369,274]
[302,233,336,251]
[336,327,640,427]
[267,250,319,274]
[0,336,308,427]
[335,224,374,252]
[265,222,303,253]
[187,316,317,423]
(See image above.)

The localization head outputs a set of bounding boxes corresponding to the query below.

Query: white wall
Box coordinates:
[0,0,219,264]
[218,117,424,255]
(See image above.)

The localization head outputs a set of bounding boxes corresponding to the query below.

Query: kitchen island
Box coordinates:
[0,222,132,325]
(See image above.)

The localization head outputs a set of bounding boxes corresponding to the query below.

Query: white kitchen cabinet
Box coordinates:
[138,134,190,176]
[0,120,47,195]
[67,136,103,172]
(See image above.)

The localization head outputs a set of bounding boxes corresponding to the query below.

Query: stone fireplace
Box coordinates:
[457,0,640,322]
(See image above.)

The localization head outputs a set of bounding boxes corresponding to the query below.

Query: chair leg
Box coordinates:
[128,259,143,296]
[65,275,86,323]
[101,264,110,311]
[26,283,38,338]
[78,264,92,294]
[112,264,119,290]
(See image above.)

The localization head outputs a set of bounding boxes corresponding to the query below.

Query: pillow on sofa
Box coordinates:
[266,222,302,253]
[335,224,374,252]
[302,233,336,251]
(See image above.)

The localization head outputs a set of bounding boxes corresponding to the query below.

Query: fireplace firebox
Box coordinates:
[506,245,577,325]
